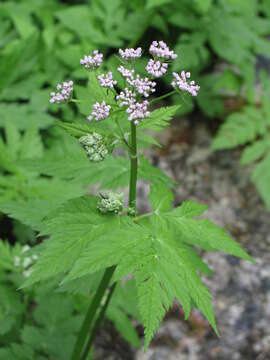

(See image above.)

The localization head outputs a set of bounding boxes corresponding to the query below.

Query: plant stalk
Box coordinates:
[128,121,138,209]
[72,121,138,360]
[150,90,176,104]
[80,283,117,360]
[71,266,116,360]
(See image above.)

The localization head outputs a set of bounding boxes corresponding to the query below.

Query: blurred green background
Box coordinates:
[0,0,270,359]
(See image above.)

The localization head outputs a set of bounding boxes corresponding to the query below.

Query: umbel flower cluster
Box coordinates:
[49,41,200,126]
[79,133,108,162]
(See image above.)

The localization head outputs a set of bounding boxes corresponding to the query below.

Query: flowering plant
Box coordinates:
[24,41,251,359]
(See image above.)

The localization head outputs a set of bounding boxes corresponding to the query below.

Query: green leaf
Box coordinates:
[212,107,265,150]
[138,106,180,132]
[106,306,141,347]
[147,0,173,9]
[240,139,269,165]
[194,0,213,13]
[22,196,140,287]
[251,152,270,209]
[164,201,252,260]
[149,182,174,212]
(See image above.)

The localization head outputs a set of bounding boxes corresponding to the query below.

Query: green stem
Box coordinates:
[128,122,138,209]
[80,283,117,360]
[71,266,115,360]
[150,90,176,104]
[73,122,138,360]
[115,118,130,149]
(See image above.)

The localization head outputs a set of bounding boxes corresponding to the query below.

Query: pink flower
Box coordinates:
[171,71,200,96]
[80,50,103,69]
[49,81,73,104]
[88,101,111,121]
[127,75,156,98]
[146,59,168,78]
[116,88,136,107]
[149,40,177,60]
[119,47,142,60]
[117,66,135,79]
[126,100,151,125]
[98,72,117,88]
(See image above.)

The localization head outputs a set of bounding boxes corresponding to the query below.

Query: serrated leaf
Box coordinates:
[22,196,140,287]
[138,106,180,132]
[164,202,252,260]
[212,108,265,150]
[149,182,174,212]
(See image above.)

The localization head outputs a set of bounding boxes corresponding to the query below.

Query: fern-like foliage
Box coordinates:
[23,194,251,347]
[212,76,270,208]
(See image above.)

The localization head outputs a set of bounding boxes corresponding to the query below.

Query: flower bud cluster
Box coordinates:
[127,100,151,125]
[119,47,142,60]
[171,71,200,96]
[98,72,117,89]
[88,101,111,121]
[149,41,177,60]
[50,81,73,104]
[14,245,38,278]
[80,50,103,69]
[97,192,124,214]
[79,133,108,162]
[146,59,168,78]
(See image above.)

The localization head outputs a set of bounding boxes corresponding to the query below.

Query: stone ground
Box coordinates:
[95,119,270,360]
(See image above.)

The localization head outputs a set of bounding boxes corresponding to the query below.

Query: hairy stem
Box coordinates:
[71,266,115,360]
[74,122,138,360]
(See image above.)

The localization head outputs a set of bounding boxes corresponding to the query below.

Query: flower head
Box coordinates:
[116,88,136,107]
[98,71,117,88]
[146,59,168,78]
[79,133,108,162]
[128,75,156,98]
[117,65,135,79]
[119,47,142,60]
[97,192,124,214]
[50,81,73,104]
[88,101,111,121]
[126,100,151,125]
[80,50,103,69]
[171,71,200,96]
[149,40,177,60]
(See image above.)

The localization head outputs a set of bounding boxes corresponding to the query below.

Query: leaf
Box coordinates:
[194,0,213,13]
[22,196,140,287]
[147,0,173,9]
[251,152,270,209]
[164,201,252,260]
[173,33,209,71]
[0,33,40,94]
[0,104,54,130]
[106,306,141,347]
[240,139,269,165]
[138,155,175,188]
[149,182,174,212]
[212,107,265,150]
[208,8,254,65]
[138,106,180,132]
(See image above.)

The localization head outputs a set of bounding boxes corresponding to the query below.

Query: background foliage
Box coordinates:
[0,0,269,358]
